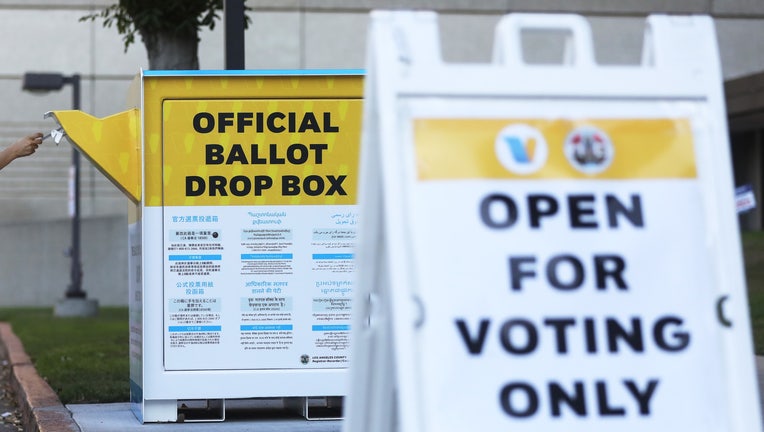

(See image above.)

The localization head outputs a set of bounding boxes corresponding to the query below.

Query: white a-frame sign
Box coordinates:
[345,11,763,432]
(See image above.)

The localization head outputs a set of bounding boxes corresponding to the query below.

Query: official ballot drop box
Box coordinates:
[46,70,363,422]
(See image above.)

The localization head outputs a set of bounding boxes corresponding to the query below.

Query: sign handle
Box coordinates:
[493,13,595,67]
[641,15,717,73]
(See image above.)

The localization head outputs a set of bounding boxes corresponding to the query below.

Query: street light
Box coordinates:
[22,72,85,302]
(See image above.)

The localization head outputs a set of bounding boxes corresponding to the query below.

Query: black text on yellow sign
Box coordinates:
[162,99,362,206]
[186,143,348,197]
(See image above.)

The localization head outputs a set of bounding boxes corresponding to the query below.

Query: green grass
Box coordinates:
[0,307,129,404]
[0,233,760,405]
[744,231,764,355]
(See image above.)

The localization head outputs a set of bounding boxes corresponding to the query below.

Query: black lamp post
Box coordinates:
[224,0,245,69]
[22,72,85,300]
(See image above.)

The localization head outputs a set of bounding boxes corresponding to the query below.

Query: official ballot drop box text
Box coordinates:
[47,70,363,422]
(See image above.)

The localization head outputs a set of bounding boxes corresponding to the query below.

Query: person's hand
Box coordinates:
[9,133,43,159]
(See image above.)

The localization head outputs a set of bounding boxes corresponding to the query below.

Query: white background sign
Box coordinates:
[404,99,731,431]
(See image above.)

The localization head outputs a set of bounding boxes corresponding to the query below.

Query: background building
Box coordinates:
[1,0,762,306]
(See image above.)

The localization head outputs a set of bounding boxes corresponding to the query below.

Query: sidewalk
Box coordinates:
[68,402,341,431]
[1,320,764,431]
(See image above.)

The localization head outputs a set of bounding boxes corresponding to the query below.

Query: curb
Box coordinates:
[0,322,80,432]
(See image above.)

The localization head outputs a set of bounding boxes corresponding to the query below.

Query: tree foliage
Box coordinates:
[81,0,250,69]
[81,0,249,52]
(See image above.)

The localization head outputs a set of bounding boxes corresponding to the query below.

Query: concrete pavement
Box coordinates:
[68,402,342,432]
[2,320,764,431]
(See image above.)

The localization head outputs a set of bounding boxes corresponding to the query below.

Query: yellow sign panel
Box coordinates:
[143,74,363,207]
[46,109,141,202]
[414,118,696,180]
[162,99,362,206]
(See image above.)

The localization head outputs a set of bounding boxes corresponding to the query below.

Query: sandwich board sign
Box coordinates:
[345,11,762,432]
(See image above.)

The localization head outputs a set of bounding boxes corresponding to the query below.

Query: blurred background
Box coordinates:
[0,0,762,307]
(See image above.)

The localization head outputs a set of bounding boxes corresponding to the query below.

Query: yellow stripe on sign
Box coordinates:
[414,118,697,180]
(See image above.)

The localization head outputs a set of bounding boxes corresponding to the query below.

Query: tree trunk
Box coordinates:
[140,29,200,70]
